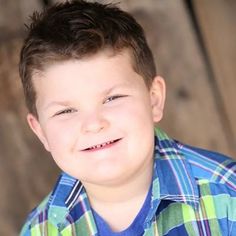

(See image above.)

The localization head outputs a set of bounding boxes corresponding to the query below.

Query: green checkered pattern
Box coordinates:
[20,128,236,235]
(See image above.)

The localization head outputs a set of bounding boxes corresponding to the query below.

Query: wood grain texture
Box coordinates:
[0,1,56,234]
[193,0,236,154]
[0,0,42,41]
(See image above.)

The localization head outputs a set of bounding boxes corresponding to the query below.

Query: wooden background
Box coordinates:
[0,0,235,234]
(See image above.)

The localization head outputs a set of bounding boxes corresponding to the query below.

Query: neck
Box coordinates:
[82,158,154,232]
[83,157,153,207]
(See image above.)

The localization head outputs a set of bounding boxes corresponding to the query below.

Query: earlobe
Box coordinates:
[26,113,50,152]
[150,76,166,123]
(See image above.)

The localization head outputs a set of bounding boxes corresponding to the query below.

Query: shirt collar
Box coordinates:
[153,128,199,209]
[48,128,200,226]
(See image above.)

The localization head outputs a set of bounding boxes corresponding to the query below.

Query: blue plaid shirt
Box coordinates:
[20,128,236,235]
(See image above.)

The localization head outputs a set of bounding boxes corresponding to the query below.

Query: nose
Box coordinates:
[80,111,109,134]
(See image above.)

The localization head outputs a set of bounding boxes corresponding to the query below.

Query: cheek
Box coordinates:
[44,121,77,152]
[107,100,153,127]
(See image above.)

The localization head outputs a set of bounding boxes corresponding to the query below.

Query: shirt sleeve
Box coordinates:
[20,220,61,236]
[19,221,31,236]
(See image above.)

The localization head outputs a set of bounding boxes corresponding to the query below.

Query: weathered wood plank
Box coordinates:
[193,0,236,154]
[0,0,42,40]
[0,39,60,235]
[19,0,42,26]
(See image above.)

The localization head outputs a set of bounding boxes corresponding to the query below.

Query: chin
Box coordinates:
[82,170,127,186]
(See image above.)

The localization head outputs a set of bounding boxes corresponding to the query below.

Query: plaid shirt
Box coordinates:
[20,128,236,235]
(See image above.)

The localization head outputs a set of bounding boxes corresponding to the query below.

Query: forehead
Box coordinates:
[34,48,134,74]
[33,49,139,87]
[32,49,145,102]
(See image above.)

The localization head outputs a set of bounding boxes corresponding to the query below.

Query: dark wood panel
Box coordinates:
[193,0,236,155]
[0,0,42,40]
[0,39,60,235]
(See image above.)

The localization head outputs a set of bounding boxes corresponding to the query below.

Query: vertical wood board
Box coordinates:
[193,0,236,153]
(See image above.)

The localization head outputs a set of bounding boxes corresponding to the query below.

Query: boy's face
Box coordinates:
[28,50,165,186]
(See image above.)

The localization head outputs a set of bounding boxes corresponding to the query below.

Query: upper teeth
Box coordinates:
[90,140,114,149]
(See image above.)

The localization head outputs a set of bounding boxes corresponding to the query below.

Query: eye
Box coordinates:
[104,95,127,104]
[54,108,76,116]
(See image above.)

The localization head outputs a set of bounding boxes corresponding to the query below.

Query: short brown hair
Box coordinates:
[19,0,156,117]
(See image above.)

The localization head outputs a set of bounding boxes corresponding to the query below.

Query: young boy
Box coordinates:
[19,1,236,235]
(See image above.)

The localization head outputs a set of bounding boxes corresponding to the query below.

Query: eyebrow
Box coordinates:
[43,100,72,111]
[103,83,130,95]
[43,83,130,111]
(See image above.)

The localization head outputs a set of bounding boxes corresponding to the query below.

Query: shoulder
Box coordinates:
[20,193,51,235]
[178,142,236,193]
[20,193,59,236]
[20,172,79,235]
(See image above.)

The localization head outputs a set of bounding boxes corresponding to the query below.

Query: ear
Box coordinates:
[26,113,50,152]
[149,76,166,123]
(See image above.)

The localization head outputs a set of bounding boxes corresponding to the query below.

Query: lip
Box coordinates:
[81,138,122,152]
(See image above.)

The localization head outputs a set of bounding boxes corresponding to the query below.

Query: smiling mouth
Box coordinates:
[83,139,121,151]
